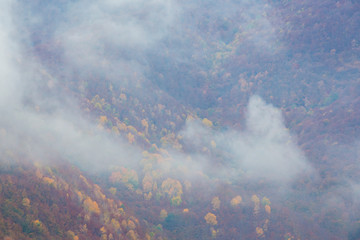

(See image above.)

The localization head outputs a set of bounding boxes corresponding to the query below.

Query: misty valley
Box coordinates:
[0,0,360,239]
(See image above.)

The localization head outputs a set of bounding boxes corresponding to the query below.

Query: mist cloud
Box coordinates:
[0,0,142,171]
[182,95,312,183]
[54,0,179,80]
[0,0,21,106]
[232,96,311,182]
[0,0,308,179]
[237,0,281,53]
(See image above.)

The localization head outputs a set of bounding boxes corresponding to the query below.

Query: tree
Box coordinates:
[211,227,218,238]
[171,196,182,206]
[99,116,108,125]
[263,219,269,232]
[161,178,183,199]
[204,213,218,226]
[251,195,260,215]
[100,227,107,240]
[261,197,271,206]
[83,197,100,215]
[256,227,264,238]
[142,173,153,193]
[128,220,136,230]
[127,132,135,144]
[32,220,46,234]
[119,93,127,101]
[211,197,221,210]
[230,195,242,207]
[66,230,79,240]
[141,119,149,134]
[109,168,138,190]
[126,230,137,240]
[111,219,121,233]
[202,118,213,127]
[160,209,168,221]
[22,198,30,208]
[265,205,271,215]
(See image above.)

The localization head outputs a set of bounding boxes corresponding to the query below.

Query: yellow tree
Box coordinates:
[161,178,183,199]
[204,213,218,225]
[126,230,137,240]
[144,192,152,200]
[256,227,264,238]
[211,227,219,238]
[99,116,108,125]
[111,219,121,233]
[265,205,271,215]
[171,196,182,206]
[22,198,31,208]
[142,173,153,193]
[160,209,168,221]
[100,227,107,240]
[251,195,260,215]
[202,118,213,127]
[127,132,135,144]
[262,197,271,215]
[66,230,79,240]
[83,197,101,215]
[230,195,242,207]
[141,119,149,134]
[128,219,136,230]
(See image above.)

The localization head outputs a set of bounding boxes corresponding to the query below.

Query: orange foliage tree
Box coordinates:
[204,213,218,226]
[161,178,183,200]
[256,227,264,238]
[83,197,101,215]
[230,195,242,207]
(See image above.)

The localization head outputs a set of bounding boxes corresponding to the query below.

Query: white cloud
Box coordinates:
[56,0,179,75]
[182,95,312,183]
[231,96,310,182]
[0,0,142,171]
[0,0,21,106]
[236,0,281,53]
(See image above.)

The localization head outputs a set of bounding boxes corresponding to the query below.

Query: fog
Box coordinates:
[0,0,142,171]
[0,0,21,105]
[1,0,357,185]
[55,0,178,79]
[0,0,317,192]
[1,1,360,237]
[181,95,312,184]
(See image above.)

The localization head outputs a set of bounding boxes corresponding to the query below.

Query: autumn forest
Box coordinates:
[0,0,360,239]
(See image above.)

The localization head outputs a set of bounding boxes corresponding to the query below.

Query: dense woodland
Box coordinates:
[0,0,360,239]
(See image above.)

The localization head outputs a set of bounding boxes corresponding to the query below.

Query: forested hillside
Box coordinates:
[0,0,359,239]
